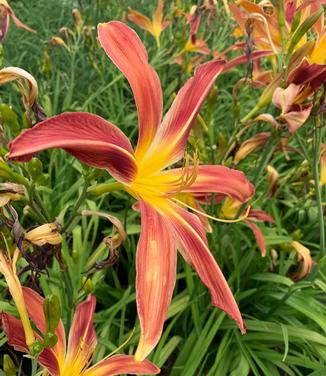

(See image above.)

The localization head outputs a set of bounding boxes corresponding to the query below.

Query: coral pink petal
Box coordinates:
[164,202,246,333]
[83,354,160,376]
[1,312,29,353]
[246,221,266,257]
[146,60,224,170]
[8,112,137,184]
[98,21,163,159]
[65,295,97,371]
[135,200,176,361]
[166,165,254,203]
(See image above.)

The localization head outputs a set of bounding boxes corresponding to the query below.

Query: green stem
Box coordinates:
[62,179,89,233]
[87,181,124,196]
[312,118,325,258]
[241,105,260,123]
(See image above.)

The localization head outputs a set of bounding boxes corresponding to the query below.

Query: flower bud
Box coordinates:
[43,294,61,334]
[50,36,66,47]
[72,8,82,30]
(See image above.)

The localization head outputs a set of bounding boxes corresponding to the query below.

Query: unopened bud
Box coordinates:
[72,8,82,30]
[43,294,61,334]
[50,36,66,47]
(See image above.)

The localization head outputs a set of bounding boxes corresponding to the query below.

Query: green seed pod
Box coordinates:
[43,332,58,348]
[3,354,17,376]
[43,294,61,334]
[0,103,20,134]
[30,338,44,357]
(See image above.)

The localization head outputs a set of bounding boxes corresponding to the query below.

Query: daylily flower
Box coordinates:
[272,83,312,133]
[127,0,169,47]
[1,289,160,375]
[8,21,254,360]
[0,0,34,43]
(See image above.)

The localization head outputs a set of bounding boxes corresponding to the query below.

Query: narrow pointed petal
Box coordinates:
[8,112,137,184]
[161,165,254,203]
[83,354,160,376]
[190,166,254,202]
[164,202,246,333]
[127,8,154,34]
[141,60,225,174]
[246,221,266,257]
[98,21,163,159]
[6,4,35,33]
[64,295,97,373]
[22,288,66,363]
[1,312,60,375]
[1,312,29,352]
[135,200,176,361]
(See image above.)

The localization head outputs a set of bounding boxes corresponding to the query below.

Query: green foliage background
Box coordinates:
[0,1,325,375]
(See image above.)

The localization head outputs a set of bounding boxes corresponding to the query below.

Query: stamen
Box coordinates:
[172,197,251,223]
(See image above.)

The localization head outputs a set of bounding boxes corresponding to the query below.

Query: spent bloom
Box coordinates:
[8,21,254,360]
[1,289,159,375]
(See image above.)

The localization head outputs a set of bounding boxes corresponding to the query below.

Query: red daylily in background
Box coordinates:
[8,21,255,360]
[0,0,35,43]
[1,288,159,375]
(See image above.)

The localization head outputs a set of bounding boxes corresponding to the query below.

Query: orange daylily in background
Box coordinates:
[127,0,169,47]
[1,289,159,375]
[272,83,312,133]
[0,0,35,43]
[229,0,326,63]
[8,21,255,360]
